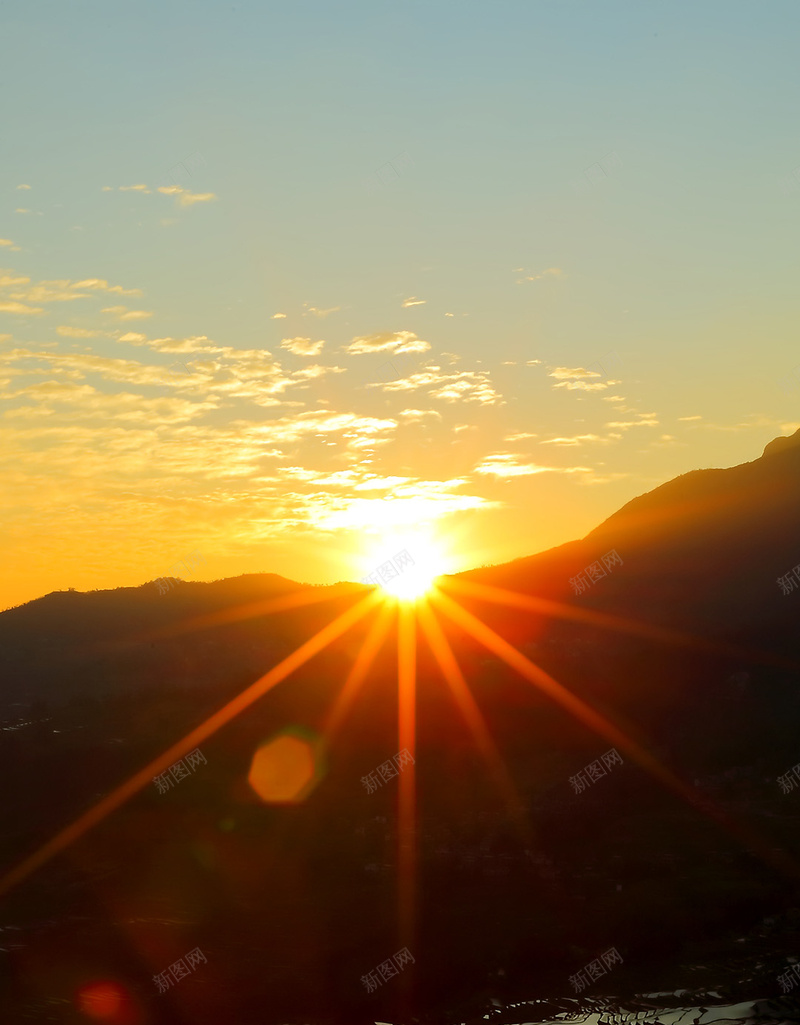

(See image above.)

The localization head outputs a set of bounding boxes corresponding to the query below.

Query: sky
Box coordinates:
[2,0,800,611]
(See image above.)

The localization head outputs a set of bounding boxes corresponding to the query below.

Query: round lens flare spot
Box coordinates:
[247,729,326,804]
[76,980,127,1020]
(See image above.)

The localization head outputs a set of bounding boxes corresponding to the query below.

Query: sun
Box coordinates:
[359,531,448,602]
[382,562,437,601]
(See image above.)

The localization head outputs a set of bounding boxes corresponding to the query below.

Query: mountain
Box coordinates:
[3,433,800,1024]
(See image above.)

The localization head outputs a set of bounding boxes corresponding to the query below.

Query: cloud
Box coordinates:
[280,337,325,357]
[605,415,659,428]
[16,184,31,190]
[473,453,590,478]
[678,415,702,421]
[0,334,11,342]
[549,367,599,380]
[401,297,426,307]
[1,274,141,306]
[312,482,491,532]
[0,301,44,314]
[156,185,217,207]
[11,283,85,303]
[102,306,153,321]
[57,326,104,338]
[72,279,142,296]
[105,184,218,207]
[399,408,442,422]
[515,267,564,284]
[271,313,287,319]
[344,330,430,356]
[427,370,503,405]
[504,432,537,441]
[540,434,612,446]
[303,304,340,318]
[549,366,620,392]
[368,363,504,406]
[0,240,21,252]
[177,190,217,207]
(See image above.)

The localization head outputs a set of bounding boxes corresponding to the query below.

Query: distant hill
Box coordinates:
[459,427,800,644]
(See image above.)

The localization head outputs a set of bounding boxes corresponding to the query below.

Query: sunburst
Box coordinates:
[1,561,796,963]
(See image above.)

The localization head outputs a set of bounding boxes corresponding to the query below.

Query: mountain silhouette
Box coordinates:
[3,432,800,1024]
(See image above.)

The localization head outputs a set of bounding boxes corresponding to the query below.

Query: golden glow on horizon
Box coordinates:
[360,530,449,601]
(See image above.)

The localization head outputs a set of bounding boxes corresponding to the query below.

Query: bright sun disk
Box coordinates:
[361,532,447,602]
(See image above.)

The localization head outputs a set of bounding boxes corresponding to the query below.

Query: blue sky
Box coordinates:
[2,1,800,607]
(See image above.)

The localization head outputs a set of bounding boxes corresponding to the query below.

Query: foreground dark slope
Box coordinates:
[2,435,800,1023]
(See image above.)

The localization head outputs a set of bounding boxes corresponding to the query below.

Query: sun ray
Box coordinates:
[0,590,383,898]
[440,576,800,673]
[322,600,396,741]
[431,587,800,879]
[416,595,529,833]
[397,601,416,954]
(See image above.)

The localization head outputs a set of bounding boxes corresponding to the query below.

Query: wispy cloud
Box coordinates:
[102,306,154,321]
[401,297,426,307]
[156,185,216,207]
[549,366,620,392]
[540,433,612,446]
[57,326,105,338]
[605,414,659,429]
[344,330,430,356]
[104,184,218,207]
[72,279,142,296]
[303,304,340,318]
[371,365,503,406]
[280,337,326,357]
[0,301,43,315]
[515,266,564,284]
[473,453,589,478]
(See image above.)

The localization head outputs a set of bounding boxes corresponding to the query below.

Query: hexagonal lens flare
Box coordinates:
[247,727,326,804]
